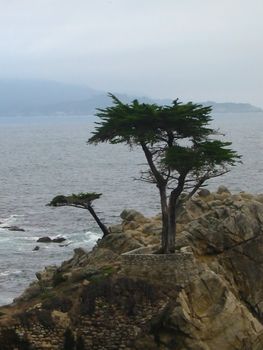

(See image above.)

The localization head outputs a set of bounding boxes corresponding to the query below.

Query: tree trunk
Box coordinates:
[159,186,170,254]
[87,205,110,237]
[164,174,186,253]
[162,190,181,254]
[167,195,177,253]
[161,211,176,254]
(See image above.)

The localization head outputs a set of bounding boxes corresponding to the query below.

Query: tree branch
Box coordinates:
[140,141,166,186]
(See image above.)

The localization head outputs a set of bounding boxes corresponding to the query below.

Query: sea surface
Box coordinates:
[0,112,262,305]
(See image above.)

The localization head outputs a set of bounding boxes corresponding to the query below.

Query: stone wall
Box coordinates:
[0,297,168,350]
[0,325,65,349]
[77,298,167,349]
[121,250,199,286]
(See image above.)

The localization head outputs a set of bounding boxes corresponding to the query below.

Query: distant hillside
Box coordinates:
[0,79,261,116]
[0,79,99,116]
[201,101,263,113]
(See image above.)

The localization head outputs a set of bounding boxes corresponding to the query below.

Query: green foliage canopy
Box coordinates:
[48,192,109,237]
[89,94,215,145]
[89,94,241,190]
[48,192,101,208]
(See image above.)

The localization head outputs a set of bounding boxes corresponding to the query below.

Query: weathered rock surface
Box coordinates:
[96,232,143,254]
[120,209,148,222]
[1,188,263,349]
[169,272,263,350]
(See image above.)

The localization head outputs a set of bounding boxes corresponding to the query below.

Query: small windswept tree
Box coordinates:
[48,192,110,237]
[88,94,241,253]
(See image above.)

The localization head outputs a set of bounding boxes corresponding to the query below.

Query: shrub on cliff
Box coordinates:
[0,329,33,350]
[63,328,75,350]
[48,192,109,237]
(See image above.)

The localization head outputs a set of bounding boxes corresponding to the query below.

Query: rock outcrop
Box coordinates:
[1,188,263,349]
[37,236,67,243]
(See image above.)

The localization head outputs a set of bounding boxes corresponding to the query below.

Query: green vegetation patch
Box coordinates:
[42,296,73,313]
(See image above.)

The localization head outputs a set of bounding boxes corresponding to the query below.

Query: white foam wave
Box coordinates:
[0,214,24,227]
[0,271,10,277]
[22,236,41,241]
[0,270,22,277]
[49,234,66,239]
[83,231,101,246]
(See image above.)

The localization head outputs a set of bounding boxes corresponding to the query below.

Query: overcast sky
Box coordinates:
[0,0,263,106]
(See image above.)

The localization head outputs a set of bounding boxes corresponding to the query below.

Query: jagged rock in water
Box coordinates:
[37,236,67,243]
[52,237,66,243]
[3,225,25,232]
[37,236,52,243]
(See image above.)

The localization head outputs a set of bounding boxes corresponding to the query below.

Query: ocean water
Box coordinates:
[0,113,262,305]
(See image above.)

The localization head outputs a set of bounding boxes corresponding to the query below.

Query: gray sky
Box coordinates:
[0,0,263,106]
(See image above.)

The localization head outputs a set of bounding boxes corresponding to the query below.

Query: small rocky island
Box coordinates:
[1,187,263,349]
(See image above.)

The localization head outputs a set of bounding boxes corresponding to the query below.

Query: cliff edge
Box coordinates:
[1,188,263,349]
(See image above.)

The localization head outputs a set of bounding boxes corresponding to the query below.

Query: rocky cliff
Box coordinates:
[1,187,263,350]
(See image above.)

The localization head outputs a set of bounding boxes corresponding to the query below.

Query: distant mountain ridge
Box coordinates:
[200,101,262,113]
[0,79,261,116]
